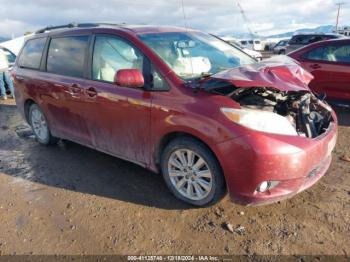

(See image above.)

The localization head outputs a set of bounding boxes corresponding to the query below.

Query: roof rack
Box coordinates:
[35,22,125,34]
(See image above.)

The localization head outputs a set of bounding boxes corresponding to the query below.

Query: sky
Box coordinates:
[0,0,349,38]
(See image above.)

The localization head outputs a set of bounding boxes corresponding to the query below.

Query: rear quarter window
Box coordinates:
[18,37,47,69]
[47,36,89,78]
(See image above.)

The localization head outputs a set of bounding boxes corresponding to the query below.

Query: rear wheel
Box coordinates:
[161,137,226,206]
[29,104,58,145]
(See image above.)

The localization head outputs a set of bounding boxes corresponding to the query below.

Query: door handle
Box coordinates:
[70,84,82,93]
[310,64,321,69]
[86,87,97,97]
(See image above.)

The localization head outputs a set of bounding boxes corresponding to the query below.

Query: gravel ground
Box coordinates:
[0,99,349,256]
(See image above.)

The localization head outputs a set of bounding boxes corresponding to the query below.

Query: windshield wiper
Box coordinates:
[185,72,213,91]
[191,72,213,82]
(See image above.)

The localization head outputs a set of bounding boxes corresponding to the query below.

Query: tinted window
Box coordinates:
[305,44,350,63]
[92,36,144,83]
[290,35,320,45]
[47,36,89,78]
[18,37,46,69]
[276,40,288,47]
[308,36,323,44]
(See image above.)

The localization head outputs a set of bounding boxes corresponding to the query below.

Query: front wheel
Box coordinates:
[161,137,226,206]
[29,104,58,145]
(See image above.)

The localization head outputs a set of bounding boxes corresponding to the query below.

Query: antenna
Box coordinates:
[335,2,345,33]
[180,0,195,83]
[181,0,189,29]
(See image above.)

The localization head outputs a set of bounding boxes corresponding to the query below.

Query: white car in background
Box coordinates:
[239,39,263,51]
[221,38,263,60]
[0,46,16,69]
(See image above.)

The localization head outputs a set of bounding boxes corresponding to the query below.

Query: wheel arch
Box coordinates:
[24,99,36,123]
[155,131,224,177]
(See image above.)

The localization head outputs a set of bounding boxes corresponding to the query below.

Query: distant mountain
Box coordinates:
[223,25,336,40]
[228,32,260,39]
[0,36,10,43]
[265,25,335,39]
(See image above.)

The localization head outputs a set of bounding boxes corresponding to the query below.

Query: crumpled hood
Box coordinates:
[210,56,313,92]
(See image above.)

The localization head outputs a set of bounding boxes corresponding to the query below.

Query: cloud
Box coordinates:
[0,0,349,37]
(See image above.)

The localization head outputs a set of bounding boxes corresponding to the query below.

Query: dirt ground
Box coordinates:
[0,98,349,256]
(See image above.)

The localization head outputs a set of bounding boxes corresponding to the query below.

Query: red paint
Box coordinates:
[288,38,350,102]
[13,26,338,205]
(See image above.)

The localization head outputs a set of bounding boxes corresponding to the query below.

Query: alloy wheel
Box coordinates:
[31,107,49,141]
[167,149,213,201]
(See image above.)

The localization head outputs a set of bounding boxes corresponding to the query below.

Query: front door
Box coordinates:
[84,35,152,165]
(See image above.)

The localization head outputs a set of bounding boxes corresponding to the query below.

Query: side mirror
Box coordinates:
[114,69,144,88]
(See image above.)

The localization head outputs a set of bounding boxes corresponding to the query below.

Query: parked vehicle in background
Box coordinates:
[0,46,16,69]
[286,33,344,54]
[335,26,350,37]
[239,39,263,51]
[13,23,337,207]
[273,39,289,54]
[221,37,262,60]
[0,35,29,56]
[288,38,350,105]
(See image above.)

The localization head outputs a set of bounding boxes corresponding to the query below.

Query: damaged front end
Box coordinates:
[202,56,334,138]
[227,87,333,138]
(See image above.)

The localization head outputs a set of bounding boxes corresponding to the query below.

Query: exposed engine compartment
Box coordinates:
[204,80,334,138]
[231,87,333,138]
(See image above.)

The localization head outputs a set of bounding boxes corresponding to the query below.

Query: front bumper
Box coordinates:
[215,121,337,205]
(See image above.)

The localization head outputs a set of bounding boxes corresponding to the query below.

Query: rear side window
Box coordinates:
[18,37,47,69]
[290,35,314,45]
[47,36,89,78]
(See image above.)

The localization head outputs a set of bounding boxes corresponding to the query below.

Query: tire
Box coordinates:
[29,104,58,145]
[279,50,286,55]
[161,137,226,206]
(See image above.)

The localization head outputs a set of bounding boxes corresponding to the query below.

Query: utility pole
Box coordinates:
[335,2,345,33]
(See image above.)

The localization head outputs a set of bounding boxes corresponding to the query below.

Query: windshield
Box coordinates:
[138,31,255,80]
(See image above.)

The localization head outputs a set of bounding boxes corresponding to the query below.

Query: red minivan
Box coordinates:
[13,23,337,206]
